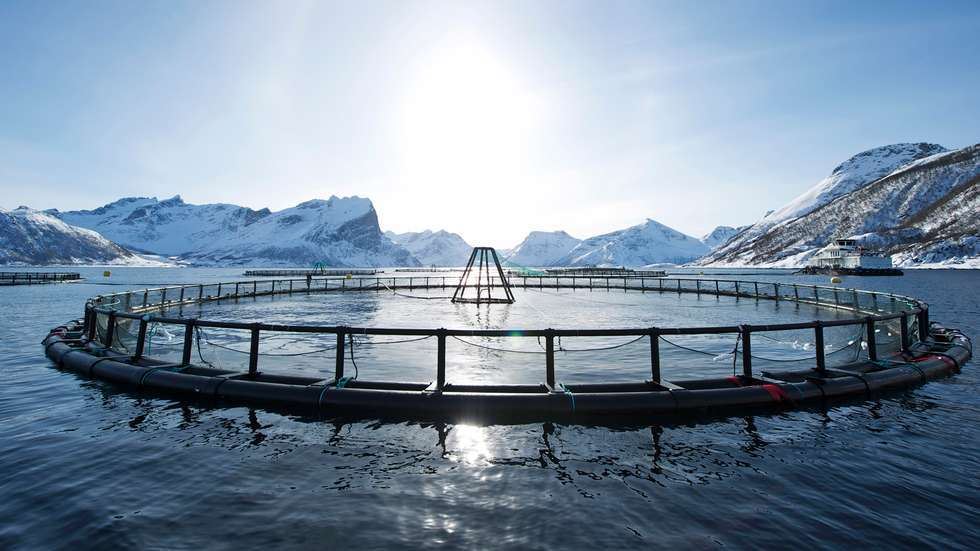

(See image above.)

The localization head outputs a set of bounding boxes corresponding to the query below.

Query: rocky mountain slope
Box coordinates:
[385,230,472,266]
[503,231,582,267]
[556,219,708,267]
[53,195,419,267]
[701,143,980,267]
[0,207,148,265]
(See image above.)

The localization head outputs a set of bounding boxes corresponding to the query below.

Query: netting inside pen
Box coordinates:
[88,277,925,385]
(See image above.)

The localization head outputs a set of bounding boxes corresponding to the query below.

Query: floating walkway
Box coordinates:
[1,272,82,286]
[41,276,971,423]
[243,268,381,277]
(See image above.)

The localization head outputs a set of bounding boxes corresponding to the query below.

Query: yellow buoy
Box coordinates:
[830,276,842,284]
[346,273,353,279]
[103,270,111,278]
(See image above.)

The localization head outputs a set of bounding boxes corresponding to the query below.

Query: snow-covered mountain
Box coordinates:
[385,230,472,266]
[0,207,148,265]
[701,142,980,267]
[700,226,746,251]
[503,231,581,267]
[555,219,709,267]
[53,195,419,267]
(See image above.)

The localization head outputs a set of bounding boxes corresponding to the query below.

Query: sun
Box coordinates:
[399,38,536,190]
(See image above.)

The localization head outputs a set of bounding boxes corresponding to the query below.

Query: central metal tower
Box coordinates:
[451,247,516,304]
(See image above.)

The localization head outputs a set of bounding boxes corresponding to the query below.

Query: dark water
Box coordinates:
[1,268,977,549]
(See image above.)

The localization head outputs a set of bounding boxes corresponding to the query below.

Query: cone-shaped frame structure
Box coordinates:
[451,247,516,304]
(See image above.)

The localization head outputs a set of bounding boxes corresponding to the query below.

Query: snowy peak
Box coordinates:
[700,225,746,251]
[504,230,581,267]
[385,229,472,266]
[55,195,417,267]
[0,206,145,265]
[701,141,979,267]
[763,142,947,225]
[557,219,708,267]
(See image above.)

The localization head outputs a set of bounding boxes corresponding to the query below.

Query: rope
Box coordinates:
[352,335,434,346]
[379,280,452,300]
[558,383,576,412]
[347,334,358,380]
[452,335,545,354]
[452,334,647,354]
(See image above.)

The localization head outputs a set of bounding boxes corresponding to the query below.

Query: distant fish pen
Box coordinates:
[393,267,461,273]
[243,268,381,277]
[1,272,81,286]
[545,267,668,277]
[43,274,971,423]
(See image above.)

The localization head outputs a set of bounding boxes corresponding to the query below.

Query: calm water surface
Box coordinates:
[1,268,977,549]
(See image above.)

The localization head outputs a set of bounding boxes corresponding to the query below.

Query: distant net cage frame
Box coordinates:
[42,274,971,422]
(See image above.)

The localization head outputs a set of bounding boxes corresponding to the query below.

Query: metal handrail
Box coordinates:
[82,276,929,388]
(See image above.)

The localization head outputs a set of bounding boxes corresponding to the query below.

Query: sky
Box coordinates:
[1,0,979,247]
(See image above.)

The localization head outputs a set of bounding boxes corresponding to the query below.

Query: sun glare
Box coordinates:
[400,39,537,190]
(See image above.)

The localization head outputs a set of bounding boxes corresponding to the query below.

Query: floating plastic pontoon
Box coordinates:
[42,274,971,422]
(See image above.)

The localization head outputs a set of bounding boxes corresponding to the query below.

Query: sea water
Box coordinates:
[0,268,977,549]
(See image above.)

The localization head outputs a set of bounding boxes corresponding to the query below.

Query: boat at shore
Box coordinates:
[796,238,903,276]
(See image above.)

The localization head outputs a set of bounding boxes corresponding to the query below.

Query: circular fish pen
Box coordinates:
[42,274,972,423]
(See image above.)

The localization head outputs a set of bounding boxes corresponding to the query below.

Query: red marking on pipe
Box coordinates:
[912,354,957,370]
[727,376,742,387]
[762,384,792,404]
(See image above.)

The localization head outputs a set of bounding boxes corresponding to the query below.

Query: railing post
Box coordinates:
[437,330,446,390]
[649,329,661,384]
[545,331,555,388]
[900,312,910,352]
[865,317,877,361]
[142,291,148,308]
[105,312,117,347]
[814,322,826,376]
[252,281,257,295]
[774,283,780,301]
[740,325,752,380]
[160,288,167,309]
[87,308,97,341]
[248,325,260,376]
[217,283,222,298]
[133,317,148,360]
[235,282,240,296]
[754,282,759,297]
[181,320,195,365]
[918,307,929,343]
[178,286,185,304]
[334,328,346,380]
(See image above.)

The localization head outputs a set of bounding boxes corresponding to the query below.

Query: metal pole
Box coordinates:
[649,329,661,384]
[545,332,555,388]
[87,308,97,341]
[248,325,260,376]
[740,325,752,380]
[437,330,446,390]
[815,322,826,375]
[133,318,148,360]
[181,320,195,365]
[865,317,877,362]
[334,329,345,380]
[900,312,910,352]
[105,312,117,347]
[918,307,929,343]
